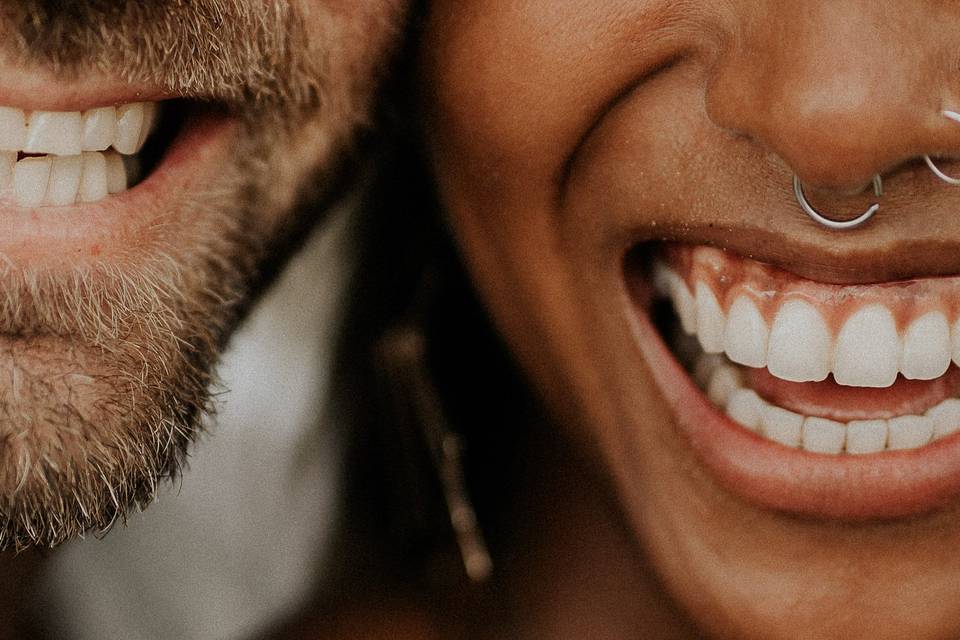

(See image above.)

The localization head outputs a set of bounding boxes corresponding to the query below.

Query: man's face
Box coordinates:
[422,1,960,638]
[0,0,404,549]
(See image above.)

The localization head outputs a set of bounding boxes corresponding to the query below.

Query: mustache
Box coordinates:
[0,0,324,113]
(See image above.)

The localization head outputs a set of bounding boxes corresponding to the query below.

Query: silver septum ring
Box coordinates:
[923,110,960,184]
[793,174,883,231]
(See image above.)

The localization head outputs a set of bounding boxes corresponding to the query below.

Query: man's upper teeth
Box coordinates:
[0,102,157,208]
[654,256,960,388]
[0,102,156,155]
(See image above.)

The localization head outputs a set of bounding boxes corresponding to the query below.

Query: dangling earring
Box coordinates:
[378,324,493,583]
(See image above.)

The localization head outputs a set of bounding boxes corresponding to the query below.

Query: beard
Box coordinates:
[0,169,253,550]
[0,0,405,549]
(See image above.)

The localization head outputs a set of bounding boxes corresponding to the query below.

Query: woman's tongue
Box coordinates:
[746,366,960,422]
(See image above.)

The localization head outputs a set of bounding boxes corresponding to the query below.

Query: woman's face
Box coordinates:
[422,2,960,637]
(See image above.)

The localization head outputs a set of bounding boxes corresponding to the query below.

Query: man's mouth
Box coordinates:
[0,101,162,207]
[625,243,960,520]
[0,86,235,265]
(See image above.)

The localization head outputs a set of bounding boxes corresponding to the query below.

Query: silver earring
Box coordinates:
[923,110,960,184]
[793,174,883,230]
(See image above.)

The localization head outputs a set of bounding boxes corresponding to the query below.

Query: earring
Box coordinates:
[793,174,882,230]
[923,110,960,185]
[378,324,493,583]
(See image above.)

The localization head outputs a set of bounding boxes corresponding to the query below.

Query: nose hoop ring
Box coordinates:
[793,174,883,231]
[923,110,960,185]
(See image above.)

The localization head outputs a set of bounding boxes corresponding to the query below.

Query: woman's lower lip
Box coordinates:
[632,309,960,519]
[626,274,960,521]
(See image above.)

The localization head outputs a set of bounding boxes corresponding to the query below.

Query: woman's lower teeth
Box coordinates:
[692,348,960,454]
[654,245,960,455]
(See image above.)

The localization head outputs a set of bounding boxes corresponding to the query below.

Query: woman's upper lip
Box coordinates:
[626,219,960,286]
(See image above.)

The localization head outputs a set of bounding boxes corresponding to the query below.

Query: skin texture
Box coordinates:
[420,1,960,638]
[0,0,406,549]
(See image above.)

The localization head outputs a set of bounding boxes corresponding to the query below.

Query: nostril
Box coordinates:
[763,113,905,193]
[707,80,913,192]
[704,33,953,193]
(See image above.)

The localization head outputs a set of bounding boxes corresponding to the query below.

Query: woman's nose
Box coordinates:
[705,1,960,192]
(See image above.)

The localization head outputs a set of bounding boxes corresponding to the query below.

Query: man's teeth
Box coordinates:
[0,102,157,208]
[0,102,156,156]
[654,263,960,388]
[7,150,127,208]
[699,355,960,454]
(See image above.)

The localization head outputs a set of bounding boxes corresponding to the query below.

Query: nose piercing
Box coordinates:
[793,174,883,230]
[923,110,960,184]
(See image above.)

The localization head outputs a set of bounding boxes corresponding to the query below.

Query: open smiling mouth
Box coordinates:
[0,100,192,208]
[0,91,236,262]
[625,242,960,521]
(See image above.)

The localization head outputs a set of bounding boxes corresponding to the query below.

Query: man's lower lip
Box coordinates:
[626,258,960,521]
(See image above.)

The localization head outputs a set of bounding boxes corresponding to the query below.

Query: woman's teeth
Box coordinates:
[651,245,960,455]
[654,248,960,388]
[695,353,960,455]
[0,102,158,208]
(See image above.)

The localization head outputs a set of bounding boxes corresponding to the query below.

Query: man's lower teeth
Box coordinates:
[10,151,132,207]
[0,101,158,208]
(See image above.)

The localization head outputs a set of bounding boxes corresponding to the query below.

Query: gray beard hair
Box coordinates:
[0,166,266,551]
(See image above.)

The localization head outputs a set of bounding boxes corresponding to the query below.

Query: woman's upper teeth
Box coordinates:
[0,102,158,208]
[654,246,960,388]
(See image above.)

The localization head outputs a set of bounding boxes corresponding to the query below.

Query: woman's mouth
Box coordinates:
[626,243,960,520]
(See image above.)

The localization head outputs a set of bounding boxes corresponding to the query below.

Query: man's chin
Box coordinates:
[0,0,410,551]
[0,248,242,549]
[0,333,206,551]
[0,177,257,551]
[0,83,369,551]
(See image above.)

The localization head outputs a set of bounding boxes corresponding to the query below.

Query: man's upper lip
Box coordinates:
[0,67,174,111]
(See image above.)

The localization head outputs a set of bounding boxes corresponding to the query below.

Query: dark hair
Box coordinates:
[305,45,539,625]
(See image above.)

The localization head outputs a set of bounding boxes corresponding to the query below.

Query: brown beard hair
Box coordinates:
[0,161,259,551]
[0,0,406,550]
[0,0,324,115]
